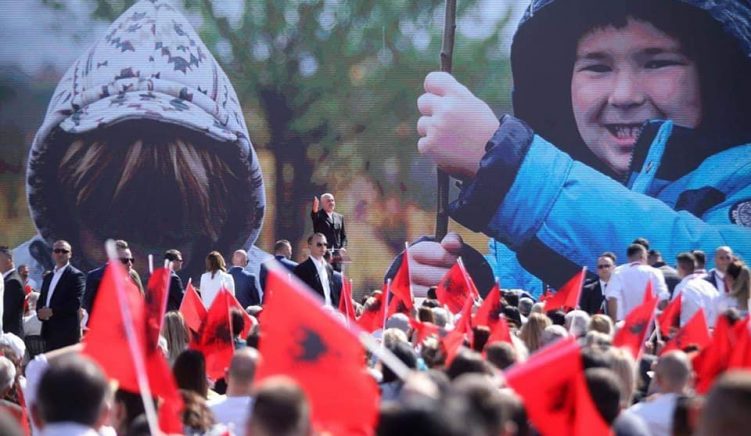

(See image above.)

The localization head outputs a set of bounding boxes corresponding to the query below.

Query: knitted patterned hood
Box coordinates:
[27,0,264,254]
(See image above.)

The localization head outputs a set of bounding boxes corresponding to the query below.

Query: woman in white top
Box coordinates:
[199,251,235,308]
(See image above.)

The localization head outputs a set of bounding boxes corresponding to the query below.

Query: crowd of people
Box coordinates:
[0,232,749,435]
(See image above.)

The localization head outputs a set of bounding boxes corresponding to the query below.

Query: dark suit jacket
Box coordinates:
[229,266,261,308]
[654,262,681,297]
[3,270,25,337]
[293,258,341,307]
[580,279,605,315]
[259,256,298,298]
[167,271,185,312]
[311,210,347,249]
[38,264,85,351]
[84,264,144,314]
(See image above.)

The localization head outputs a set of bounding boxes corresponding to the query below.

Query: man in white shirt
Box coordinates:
[629,351,691,436]
[606,244,669,321]
[209,348,259,436]
[672,252,720,327]
[293,233,341,307]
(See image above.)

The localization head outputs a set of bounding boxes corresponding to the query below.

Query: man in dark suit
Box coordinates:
[163,249,185,312]
[311,194,347,271]
[648,249,681,297]
[0,246,25,337]
[580,252,616,315]
[229,249,261,308]
[83,240,143,317]
[37,240,86,351]
[259,240,298,299]
[293,234,341,308]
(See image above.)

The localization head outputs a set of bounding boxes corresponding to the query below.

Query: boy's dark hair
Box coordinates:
[114,389,158,434]
[173,349,208,398]
[546,310,566,326]
[36,356,109,426]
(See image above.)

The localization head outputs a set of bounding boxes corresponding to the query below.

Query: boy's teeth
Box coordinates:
[611,125,642,139]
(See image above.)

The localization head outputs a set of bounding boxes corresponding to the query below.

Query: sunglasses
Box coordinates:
[120,257,135,264]
[53,248,70,254]
[316,242,328,247]
[597,264,612,269]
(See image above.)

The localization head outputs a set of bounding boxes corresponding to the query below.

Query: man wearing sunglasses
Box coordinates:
[82,240,144,319]
[37,240,85,351]
[580,252,616,315]
[293,233,341,308]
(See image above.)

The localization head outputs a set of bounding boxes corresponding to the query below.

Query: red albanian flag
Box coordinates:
[613,286,659,359]
[83,261,184,434]
[144,267,170,351]
[338,275,357,322]
[505,338,611,436]
[660,308,711,355]
[728,319,751,369]
[390,246,414,311]
[474,282,502,329]
[194,288,234,380]
[180,281,207,336]
[544,268,586,312]
[356,288,387,333]
[436,262,473,314]
[258,263,380,434]
[409,318,440,346]
[487,315,513,346]
[227,291,254,338]
[693,314,735,394]
[657,294,682,337]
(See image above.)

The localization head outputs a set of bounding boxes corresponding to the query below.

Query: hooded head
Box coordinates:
[510,0,751,178]
[27,0,264,278]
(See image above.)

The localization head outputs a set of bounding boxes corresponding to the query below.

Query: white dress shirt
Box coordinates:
[46,263,69,307]
[199,270,235,308]
[209,395,253,436]
[673,273,720,327]
[311,256,333,306]
[628,393,679,436]
[605,262,669,320]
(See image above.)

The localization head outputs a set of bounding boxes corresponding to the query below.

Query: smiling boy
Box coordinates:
[414,0,751,293]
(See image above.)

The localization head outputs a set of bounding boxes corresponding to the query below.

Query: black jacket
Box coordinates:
[38,265,85,351]
[311,210,347,249]
[293,258,341,307]
[3,270,25,337]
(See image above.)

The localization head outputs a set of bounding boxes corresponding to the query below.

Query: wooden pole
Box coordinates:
[435,0,457,240]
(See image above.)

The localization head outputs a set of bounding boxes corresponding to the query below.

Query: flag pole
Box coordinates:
[105,240,160,435]
[148,254,154,275]
[382,278,392,336]
[404,241,414,306]
[435,0,458,240]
